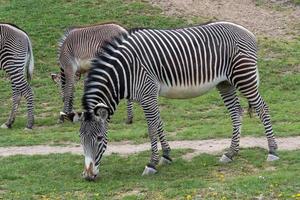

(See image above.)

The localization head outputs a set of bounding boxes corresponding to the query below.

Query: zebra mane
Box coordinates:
[127,21,216,34]
[82,31,130,113]
[94,31,129,59]
[128,27,146,34]
[57,27,75,63]
[66,21,126,30]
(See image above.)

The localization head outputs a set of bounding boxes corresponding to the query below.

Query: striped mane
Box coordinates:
[57,27,76,62]
[82,31,130,113]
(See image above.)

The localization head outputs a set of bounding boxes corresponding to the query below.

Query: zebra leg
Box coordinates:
[125,100,133,124]
[217,82,243,163]
[157,120,172,166]
[23,83,34,129]
[247,94,279,161]
[233,64,279,161]
[140,96,161,175]
[61,68,75,122]
[1,84,21,129]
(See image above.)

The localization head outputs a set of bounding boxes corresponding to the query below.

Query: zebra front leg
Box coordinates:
[60,69,75,122]
[125,100,133,124]
[1,85,21,129]
[140,97,161,175]
[217,83,243,163]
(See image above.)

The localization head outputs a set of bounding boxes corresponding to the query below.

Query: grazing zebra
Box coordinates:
[78,22,279,180]
[0,23,34,129]
[51,23,134,123]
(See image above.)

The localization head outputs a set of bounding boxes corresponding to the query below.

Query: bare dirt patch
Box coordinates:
[1,136,300,160]
[148,0,300,39]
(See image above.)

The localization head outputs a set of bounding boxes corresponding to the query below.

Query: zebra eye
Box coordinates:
[96,135,103,142]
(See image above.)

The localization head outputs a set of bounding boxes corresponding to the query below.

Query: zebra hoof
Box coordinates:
[219,154,233,163]
[142,165,157,176]
[1,124,9,129]
[57,118,64,124]
[24,127,33,131]
[158,156,172,166]
[267,154,279,162]
[125,119,133,124]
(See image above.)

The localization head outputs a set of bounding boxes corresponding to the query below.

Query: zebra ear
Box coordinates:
[94,103,109,121]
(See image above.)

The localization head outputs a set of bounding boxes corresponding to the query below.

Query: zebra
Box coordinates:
[50,23,134,123]
[0,23,34,130]
[78,21,279,180]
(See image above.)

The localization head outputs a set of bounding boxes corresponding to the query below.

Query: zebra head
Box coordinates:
[80,103,109,181]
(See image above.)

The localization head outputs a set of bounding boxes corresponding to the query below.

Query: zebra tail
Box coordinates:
[26,37,34,81]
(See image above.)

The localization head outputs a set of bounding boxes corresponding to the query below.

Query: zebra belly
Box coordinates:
[159,78,226,99]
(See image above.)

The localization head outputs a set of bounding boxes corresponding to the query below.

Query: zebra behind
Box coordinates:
[79,22,279,181]
[51,23,134,123]
[0,23,34,129]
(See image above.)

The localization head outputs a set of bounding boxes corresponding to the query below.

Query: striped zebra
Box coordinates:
[0,23,34,129]
[51,23,134,123]
[78,22,279,180]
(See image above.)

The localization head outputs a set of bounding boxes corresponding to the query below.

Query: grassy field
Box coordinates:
[0,0,300,146]
[0,0,300,199]
[1,149,300,199]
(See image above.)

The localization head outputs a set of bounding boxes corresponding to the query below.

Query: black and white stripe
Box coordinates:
[0,23,34,129]
[53,23,134,123]
[80,21,278,179]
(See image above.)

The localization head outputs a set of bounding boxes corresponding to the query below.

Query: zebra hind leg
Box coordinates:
[125,100,133,124]
[1,84,22,129]
[252,97,279,161]
[235,65,279,161]
[217,82,243,163]
[157,121,172,166]
[23,84,34,129]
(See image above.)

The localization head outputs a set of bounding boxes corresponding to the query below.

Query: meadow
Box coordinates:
[0,0,300,199]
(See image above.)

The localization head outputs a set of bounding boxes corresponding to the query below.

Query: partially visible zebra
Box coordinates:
[78,22,279,180]
[51,23,134,123]
[0,23,34,129]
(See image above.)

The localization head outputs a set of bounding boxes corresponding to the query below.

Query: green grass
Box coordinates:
[0,149,299,199]
[292,0,300,5]
[0,0,299,147]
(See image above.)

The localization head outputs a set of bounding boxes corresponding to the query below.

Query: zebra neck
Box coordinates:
[82,53,133,115]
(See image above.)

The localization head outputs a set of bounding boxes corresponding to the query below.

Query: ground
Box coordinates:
[149,0,300,39]
[2,136,300,160]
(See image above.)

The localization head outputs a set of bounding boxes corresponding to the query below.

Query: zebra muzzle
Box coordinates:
[82,162,98,181]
